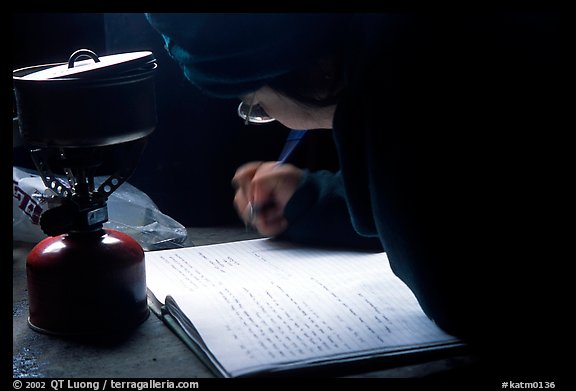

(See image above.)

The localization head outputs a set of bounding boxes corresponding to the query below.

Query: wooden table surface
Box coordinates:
[13,226,475,380]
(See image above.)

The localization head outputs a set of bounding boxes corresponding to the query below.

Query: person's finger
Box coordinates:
[252,212,288,237]
[231,161,263,189]
[251,162,302,211]
[250,162,284,208]
[233,188,250,222]
[231,161,264,209]
[232,161,302,236]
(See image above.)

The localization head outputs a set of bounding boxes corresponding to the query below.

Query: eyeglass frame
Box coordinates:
[237,94,276,125]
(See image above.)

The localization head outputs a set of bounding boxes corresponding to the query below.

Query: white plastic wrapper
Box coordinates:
[13,166,188,250]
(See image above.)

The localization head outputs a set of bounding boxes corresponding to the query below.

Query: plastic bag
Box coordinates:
[13,166,187,250]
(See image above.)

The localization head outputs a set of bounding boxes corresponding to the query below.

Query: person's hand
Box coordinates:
[232,161,304,236]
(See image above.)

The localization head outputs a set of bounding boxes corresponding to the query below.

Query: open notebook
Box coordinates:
[145,238,464,377]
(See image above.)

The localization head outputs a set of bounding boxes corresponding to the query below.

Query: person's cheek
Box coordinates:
[267,106,305,129]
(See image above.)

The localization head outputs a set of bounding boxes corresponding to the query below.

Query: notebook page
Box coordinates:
[145,238,458,377]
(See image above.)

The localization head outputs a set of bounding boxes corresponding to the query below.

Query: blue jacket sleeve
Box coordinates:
[276,169,383,251]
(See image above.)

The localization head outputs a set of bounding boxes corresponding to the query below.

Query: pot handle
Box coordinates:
[68,49,100,69]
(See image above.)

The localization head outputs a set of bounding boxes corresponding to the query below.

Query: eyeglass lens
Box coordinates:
[237,101,275,125]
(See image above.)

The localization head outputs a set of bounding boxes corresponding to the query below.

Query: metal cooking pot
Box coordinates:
[13,49,157,148]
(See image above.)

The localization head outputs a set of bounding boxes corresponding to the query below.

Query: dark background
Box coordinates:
[12,13,339,227]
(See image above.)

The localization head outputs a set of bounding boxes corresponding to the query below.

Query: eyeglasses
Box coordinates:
[237,95,275,125]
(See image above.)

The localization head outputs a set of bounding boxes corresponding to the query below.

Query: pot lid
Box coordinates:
[17,49,156,81]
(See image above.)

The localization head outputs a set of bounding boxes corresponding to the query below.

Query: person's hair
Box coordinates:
[267,53,347,109]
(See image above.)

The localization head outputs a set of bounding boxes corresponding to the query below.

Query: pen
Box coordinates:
[277,129,308,164]
[248,129,307,224]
